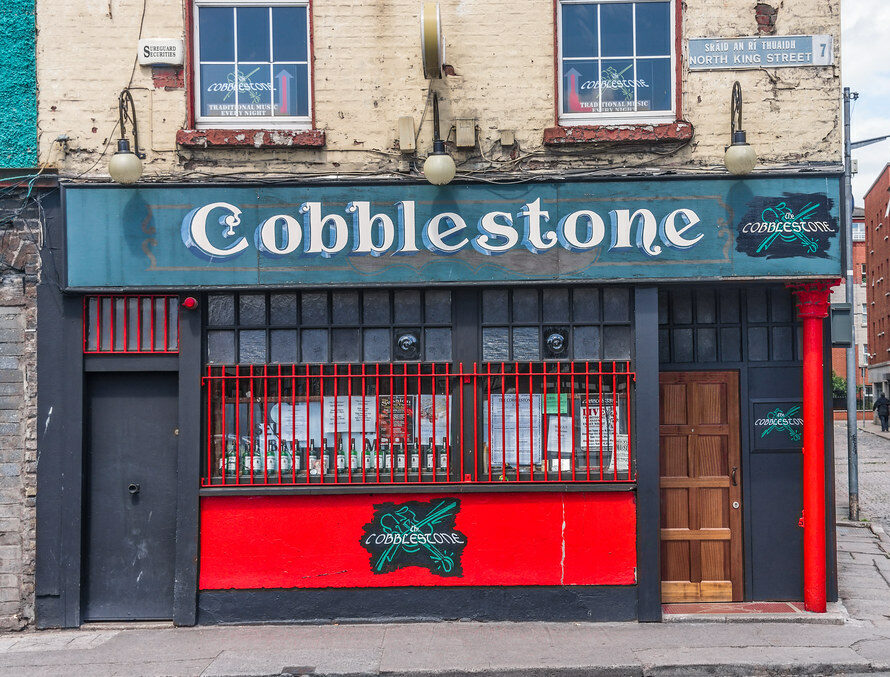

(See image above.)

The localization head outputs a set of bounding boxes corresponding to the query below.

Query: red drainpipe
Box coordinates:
[787,280,837,613]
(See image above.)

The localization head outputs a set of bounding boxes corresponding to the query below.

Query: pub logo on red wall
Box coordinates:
[736,193,837,259]
[360,499,466,577]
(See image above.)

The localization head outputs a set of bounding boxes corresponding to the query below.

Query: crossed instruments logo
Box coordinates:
[361,499,466,577]
[756,406,803,441]
[735,193,837,260]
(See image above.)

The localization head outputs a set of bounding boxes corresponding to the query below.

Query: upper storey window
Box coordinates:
[558,0,675,125]
[193,1,310,129]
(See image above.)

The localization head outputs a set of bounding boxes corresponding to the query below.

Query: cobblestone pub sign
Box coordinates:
[63,176,841,288]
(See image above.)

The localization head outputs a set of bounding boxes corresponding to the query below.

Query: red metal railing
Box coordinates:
[201,361,634,487]
[83,295,180,354]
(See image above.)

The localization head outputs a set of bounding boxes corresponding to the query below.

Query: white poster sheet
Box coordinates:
[579,394,629,474]
[483,394,542,467]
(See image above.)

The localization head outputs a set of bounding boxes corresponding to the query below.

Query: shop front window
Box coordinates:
[558,0,674,124]
[194,0,311,127]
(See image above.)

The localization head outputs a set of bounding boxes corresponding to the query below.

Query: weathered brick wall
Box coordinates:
[0,191,39,630]
[35,0,841,180]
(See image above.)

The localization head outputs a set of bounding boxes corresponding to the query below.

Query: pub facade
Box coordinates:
[32,0,842,626]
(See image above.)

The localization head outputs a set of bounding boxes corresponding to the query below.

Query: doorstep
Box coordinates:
[662,601,848,624]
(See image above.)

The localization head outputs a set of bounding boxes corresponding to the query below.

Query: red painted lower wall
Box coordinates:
[200,491,636,589]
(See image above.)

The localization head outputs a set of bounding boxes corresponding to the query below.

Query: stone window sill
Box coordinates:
[176,128,326,149]
[543,121,693,146]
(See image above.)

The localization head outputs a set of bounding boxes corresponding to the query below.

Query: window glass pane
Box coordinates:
[363,291,390,325]
[600,59,636,114]
[695,290,716,324]
[394,290,421,324]
[671,328,693,362]
[207,330,235,364]
[573,288,600,322]
[301,292,328,324]
[425,290,451,323]
[512,289,538,323]
[603,325,631,359]
[199,7,234,62]
[696,328,717,362]
[301,329,329,363]
[239,294,266,326]
[208,294,235,326]
[270,329,298,363]
[270,293,297,325]
[635,1,671,56]
[236,6,270,62]
[482,289,508,323]
[561,4,598,58]
[272,7,307,62]
[562,59,601,114]
[200,64,237,117]
[332,291,360,325]
[600,2,633,57]
[512,327,539,361]
[542,288,570,323]
[482,328,509,362]
[272,63,308,117]
[363,328,391,362]
[748,326,769,361]
[603,287,630,322]
[574,326,601,359]
[332,328,361,362]
[237,64,272,117]
[425,328,452,362]
[239,330,266,363]
[635,58,671,111]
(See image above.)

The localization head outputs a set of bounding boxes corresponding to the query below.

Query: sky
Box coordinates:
[843,1,890,207]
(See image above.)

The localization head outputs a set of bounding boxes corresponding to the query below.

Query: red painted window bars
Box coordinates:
[202,361,635,487]
[83,295,180,354]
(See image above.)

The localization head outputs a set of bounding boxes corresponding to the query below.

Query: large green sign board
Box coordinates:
[64,176,842,288]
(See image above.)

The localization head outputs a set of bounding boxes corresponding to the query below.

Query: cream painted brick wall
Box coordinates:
[36,0,841,179]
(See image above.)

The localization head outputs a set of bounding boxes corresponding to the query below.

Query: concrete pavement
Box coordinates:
[2,422,890,676]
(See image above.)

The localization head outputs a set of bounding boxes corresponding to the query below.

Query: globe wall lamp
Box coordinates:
[723,81,757,175]
[422,92,456,186]
[108,89,146,184]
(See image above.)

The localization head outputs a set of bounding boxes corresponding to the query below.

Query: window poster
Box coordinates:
[377,395,415,443]
[579,394,629,473]
[545,414,574,470]
[417,394,450,444]
[484,394,543,467]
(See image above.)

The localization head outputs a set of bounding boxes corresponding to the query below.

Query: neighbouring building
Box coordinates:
[866,165,890,395]
[831,206,870,409]
[32,0,843,627]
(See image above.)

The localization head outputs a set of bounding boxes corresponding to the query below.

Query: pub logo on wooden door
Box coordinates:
[361,499,466,576]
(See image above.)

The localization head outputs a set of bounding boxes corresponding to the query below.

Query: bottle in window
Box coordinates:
[225,438,238,476]
[349,438,359,472]
[439,436,449,470]
[425,437,435,471]
[309,439,320,476]
[291,440,302,473]
[265,437,278,474]
[321,438,331,475]
[336,437,347,471]
[410,438,420,469]
[279,440,293,475]
[363,438,374,472]
[394,437,406,471]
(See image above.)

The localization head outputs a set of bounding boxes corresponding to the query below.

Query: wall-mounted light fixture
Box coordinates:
[108,89,146,184]
[723,81,757,175]
[422,93,456,186]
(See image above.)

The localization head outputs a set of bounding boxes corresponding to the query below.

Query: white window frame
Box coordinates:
[193,0,312,130]
[557,0,676,126]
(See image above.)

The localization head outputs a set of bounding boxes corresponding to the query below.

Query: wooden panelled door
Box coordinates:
[660,371,742,602]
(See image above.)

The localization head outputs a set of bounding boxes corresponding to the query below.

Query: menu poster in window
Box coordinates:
[484,394,543,467]
[545,414,574,467]
[417,395,449,443]
[323,396,377,435]
[579,395,629,473]
[378,395,415,443]
[270,400,322,445]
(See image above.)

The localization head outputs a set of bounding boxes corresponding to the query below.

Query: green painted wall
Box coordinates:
[0,0,37,168]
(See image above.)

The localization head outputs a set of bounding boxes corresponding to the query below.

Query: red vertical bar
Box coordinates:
[570,361,576,481]
[514,365,520,482]
[612,362,618,481]
[305,364,310,484]
[291,367,297,484]
[556,362,562,482]
[150,296,155,353]
[109,297,115,353]
[163,295,169,353]
[205,365,212,486]
[626,366,633,481]
[375,363,381,483]
[598,366,604,481]
[458,362,464,481]
[320,365,325,484]
[136,297,142,352]
[389,364,395,482]
[542,363,548,481]
[122,296,128,353]
[249,365,255,485]
[221,366,226,485]
[263,364,269,485]
[235,365,241,485]
[486,363,492,481]
[277,364,283,485]
[361,363,367,483]
[585,362,590,481]
[177,296,181,352]
[528,363,533,480]
[403,364,408,484]
[348,363,353,484]
[416,363,422,483]
[333,363,339,484]
[445,363,451,479]
[431,364,437,483]
[472,362,478,482]
[500,362,506,479]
